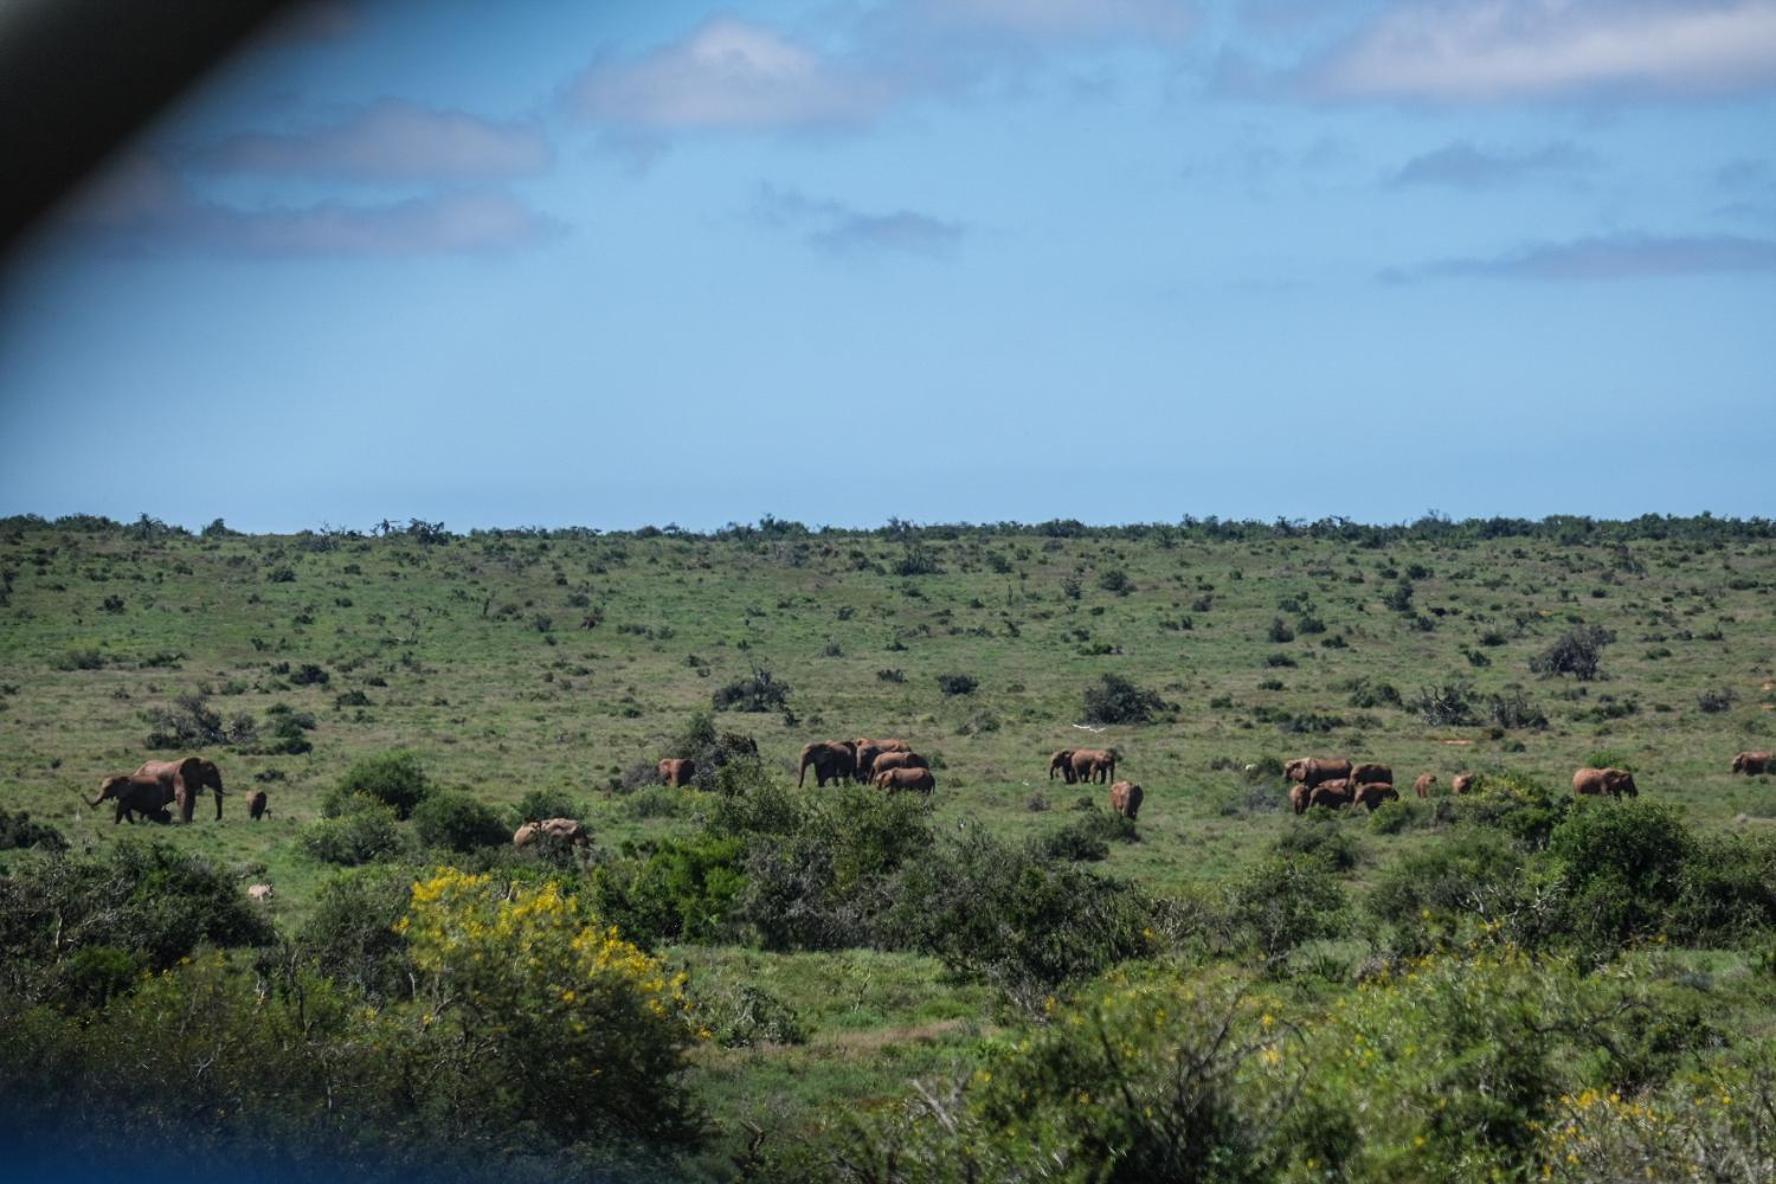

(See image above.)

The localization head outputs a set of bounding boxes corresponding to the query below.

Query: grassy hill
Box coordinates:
[2,513,1774,1180]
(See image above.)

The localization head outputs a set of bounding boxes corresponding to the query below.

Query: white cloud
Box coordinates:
[568,18,897,133]
[1318,0,1776,101]
[192,100,552,183]
[899,0,1195,44]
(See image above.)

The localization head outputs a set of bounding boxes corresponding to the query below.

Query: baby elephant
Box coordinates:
[658,758,696,787]
[1108,780,1144,821]
[247,789,269,820]
[1412,773,1437,799]
[1352,783,1399,811]
[874,767,936,795]
[1573,767,1638,799]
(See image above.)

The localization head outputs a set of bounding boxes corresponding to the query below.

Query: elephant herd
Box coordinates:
[89,756,268,825]
[1281,753,1653,816]
[794,737,937,794]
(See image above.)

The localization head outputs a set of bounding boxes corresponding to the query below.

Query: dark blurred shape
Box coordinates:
[0,0,294,255]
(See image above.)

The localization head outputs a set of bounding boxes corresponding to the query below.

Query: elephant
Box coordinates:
[1352,782,1399,811]
[1573,767,1638,799]
[1109,780,1144,821]
[853,739,908,782]
[1048,750,1077,783]
[1732,751,1772,775]
[798,741,857,787]
[1349,763,1393,789]
[1307,781,1353,810]
[1069,748,1117,784]
[1451,772,1475,795]
[1412,773,1437,799]
[247,884,275,903]
[90,773,177,824]
[872,751,929,776]
[514,817,590,849]
[1284,757,1352,787]
[1289,782,1312,815]
[874,767,936,794]
[247,789,269,820]
[134,756,226,822]
[658,758,696,787]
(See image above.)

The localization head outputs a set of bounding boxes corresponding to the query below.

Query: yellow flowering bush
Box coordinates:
[398,869,705,1144]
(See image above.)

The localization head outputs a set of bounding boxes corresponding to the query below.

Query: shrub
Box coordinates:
[1039,814,1113,862]
[298,865,418,1003]
[1097,568,1134,595]
[0,810,67,853]
[0,842,275,1003]
[142,692,238,749]
[1488,686,1548,730]
[711,665,791,713]
[327,750,431,819]
[299,800,402,866]
[1531,624,1615,680]
[51,647,108,671]
[1697,687,1738,714]
[590,837,747,949]
[1550,801,1692,959]
[1368,832,1549,956]
[664,709,762,791]
[1407,680,1477,726]
[1225,856,1348,964]
[1082,673,1166,725]
[884,830,1157,1011]
[411,792,508,853]
[289,663,330,686]
[1382,580,1415,613]
[876,667,905,683]
[936,672,979,696]
[1267,617,1295,643]
[696,981,809,1048]
[1345,678,1400,708]
[398,870,703,1144]
[1273,816,1359,872]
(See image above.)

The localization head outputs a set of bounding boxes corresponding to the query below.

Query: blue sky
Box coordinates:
[1,0,1772,531]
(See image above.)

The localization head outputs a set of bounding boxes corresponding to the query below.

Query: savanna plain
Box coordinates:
[2,513,1774,1183]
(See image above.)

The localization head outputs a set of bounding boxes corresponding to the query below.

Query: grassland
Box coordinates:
[3,515,1774,1174]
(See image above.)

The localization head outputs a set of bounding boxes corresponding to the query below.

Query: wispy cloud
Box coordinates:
[63,155,560,258]
[1314,0,1776,102]
[891,0,1195,45]
[566,3,1197,146]
[1390,140,1596,188]
[190,100,552,183]
[754,185,965,258]
[1381,232,1776,282]
[568,19,899,135]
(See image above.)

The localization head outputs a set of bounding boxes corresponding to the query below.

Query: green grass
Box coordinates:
[4,518,1775,1156]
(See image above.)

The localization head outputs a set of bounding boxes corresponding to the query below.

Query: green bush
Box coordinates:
[0,810,67,853]
[297,865,418,1004]
[299,800,402,866]
[694,981,809,1049]
[0,842,274,1005]
[1224,856,1348,964]
[1367,832,1556,956]
[327,750,431,819]
[411,791,508,853]
[1040,807,1139,862]
[591,836,747,949]
[1273,815,1360,871]
[1082,673,1167,725]
[1551,801,1692,957]
[884,830,1156,1011]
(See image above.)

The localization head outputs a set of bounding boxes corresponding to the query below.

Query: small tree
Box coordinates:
[1530,624,1615,681]
[327,750,432,819]
[1082,674,1167,725]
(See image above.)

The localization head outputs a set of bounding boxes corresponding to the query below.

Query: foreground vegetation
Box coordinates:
[1,512,1773,1180]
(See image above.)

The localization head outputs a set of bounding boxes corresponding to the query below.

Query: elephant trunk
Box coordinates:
[798,753,810,787]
